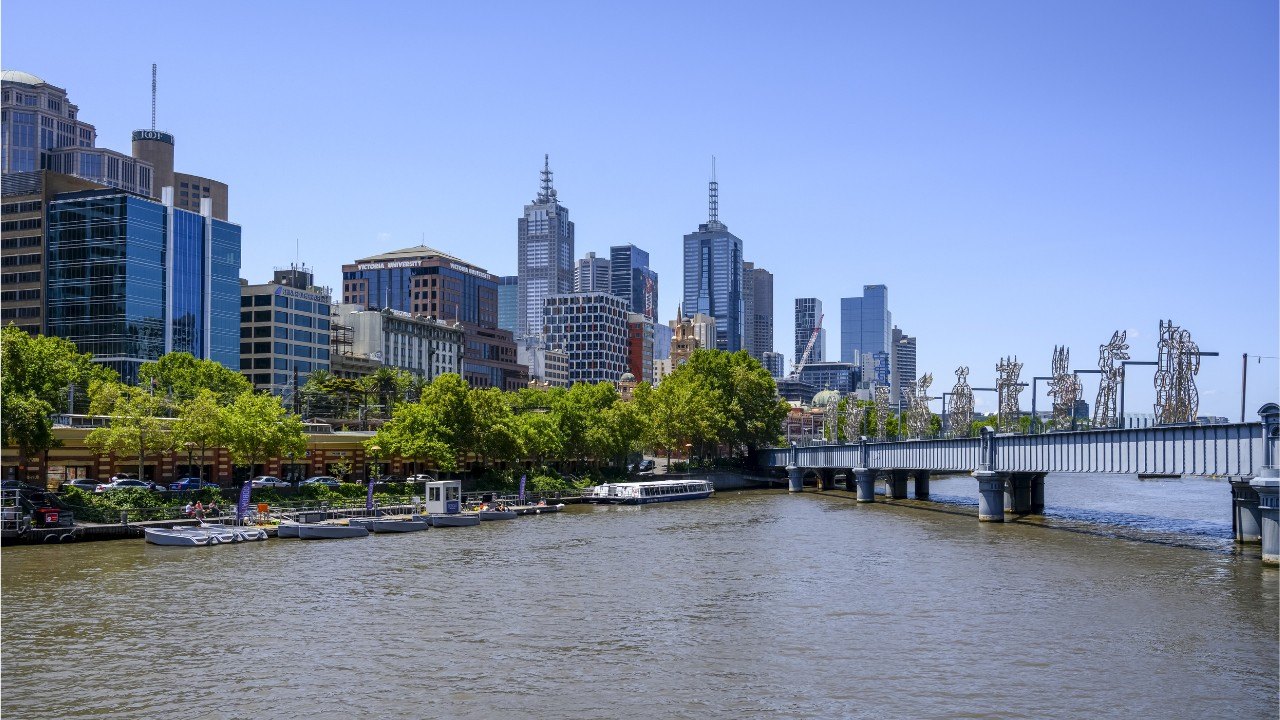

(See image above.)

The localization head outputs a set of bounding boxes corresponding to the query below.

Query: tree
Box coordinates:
[370,399,456,473]
[219,392,307,480]
[138,352,250,407]
[637,370,720,466]
[360,367,412,419]
[417,374,474,468]
[514,411,562,467]
[468,387,522,466]
[86,383,172,482]
[1,327,116,482]
[171,389,224,481]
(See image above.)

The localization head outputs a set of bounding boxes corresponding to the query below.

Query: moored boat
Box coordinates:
[511,502,565,515]
[424,513,481,527]
[297,523,370,539]
[587,479,714,505]
[199,524,269,541]
[145,527,213,546]
[478,509,517,521]
[368,518,429,533]
[277,522,301,538]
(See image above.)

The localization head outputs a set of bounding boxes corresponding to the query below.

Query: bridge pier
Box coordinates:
[818,469,837,491]
[914,470,931,500]
[853,469,876,502]
[1252,478,1279,565]
[786,463,803,494]
[974,471,1008,522]
[844,469,857,493]
[1029,473,1045,513]
[1004,473,1034,515]
[1231,479,1262,544]
[887,470,909,500]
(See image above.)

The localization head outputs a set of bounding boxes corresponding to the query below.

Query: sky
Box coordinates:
[4,0,1277,419]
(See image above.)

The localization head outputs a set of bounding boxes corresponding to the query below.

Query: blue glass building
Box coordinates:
[682,184,743,353]
[45,189,242,382]
[840,284,891,366]
[610,244,658,322]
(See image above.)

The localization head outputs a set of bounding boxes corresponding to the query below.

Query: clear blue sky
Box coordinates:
[5,0,1276,418]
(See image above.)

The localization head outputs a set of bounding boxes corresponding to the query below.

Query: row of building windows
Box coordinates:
[239,341,333,360]
[1,200,41,214]
[1,253,41,267]
[0,289,41,302]
[240,293,330,315]
[1,235,41,250]
[0,306,41,319]
[239,309,332,330]
[179,181,211,193]
[1,218,42,232]
[1,271,41,284]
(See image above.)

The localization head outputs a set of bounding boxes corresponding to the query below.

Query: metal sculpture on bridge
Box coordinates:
[996,356,1024,432]
[1093,330,1129,428]
[906,373,934,439]
[822,391,840,441]
[874,385,890,440]
[1048,345,1082,430]
[1154,320,1200,424]
[844,396,866,442]
[949,366,974,438]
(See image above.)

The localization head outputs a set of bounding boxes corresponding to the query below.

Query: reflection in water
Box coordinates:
[2,474,1276,720]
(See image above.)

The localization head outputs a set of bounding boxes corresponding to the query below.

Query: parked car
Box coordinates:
[168,477,220,492]
[60,479,100,493]
[299,476,341,488]
[95,479,158,493]
[375,475,404,484]
[250,476,291,489]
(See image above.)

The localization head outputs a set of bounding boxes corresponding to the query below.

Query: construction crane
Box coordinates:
[789,313,823,380]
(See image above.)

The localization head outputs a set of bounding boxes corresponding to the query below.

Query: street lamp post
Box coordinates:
[369,444,382,482]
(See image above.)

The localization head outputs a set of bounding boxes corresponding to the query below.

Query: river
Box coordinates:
[2,473,1276,719]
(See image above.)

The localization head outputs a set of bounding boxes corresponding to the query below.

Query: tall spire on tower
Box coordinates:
[708,155,719,225]
[151,63,157,130]
[537,154,557,204]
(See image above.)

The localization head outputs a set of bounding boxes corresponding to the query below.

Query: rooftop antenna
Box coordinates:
[708,155,719,225]
[538,154,556,204]
[151,63,157,130]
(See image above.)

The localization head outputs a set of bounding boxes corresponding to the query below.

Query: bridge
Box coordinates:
[757,404,1280,565]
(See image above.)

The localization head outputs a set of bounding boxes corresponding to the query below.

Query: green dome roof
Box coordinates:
[812,389,840,407]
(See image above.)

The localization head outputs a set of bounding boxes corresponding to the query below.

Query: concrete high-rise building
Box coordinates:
[610,244,658,322]
[334,304,463,381]
[794,298,825,366]
[497,275,518,333]
[762,351,785,379]
[891,326,917,405]
[840,284,891,366]
[742,262,773,361]
[626,313,655,384]
[2,71,153,197]
[45,188,240,383]
[682,177,743,352]
[517,155,574,340]
[574,251,610,292]
[240,267,334,398]
[542,293,629,385]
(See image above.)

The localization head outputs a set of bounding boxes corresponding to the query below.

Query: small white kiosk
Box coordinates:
[421,480,478,526]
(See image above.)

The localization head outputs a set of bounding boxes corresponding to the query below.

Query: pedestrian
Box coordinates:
[208,500,220,518]
[183,501,194,518]
[194,501,205,522]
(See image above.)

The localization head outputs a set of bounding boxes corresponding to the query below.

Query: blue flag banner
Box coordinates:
[236,480,252,522]
[519,474,527,503]
[366,477,375,512]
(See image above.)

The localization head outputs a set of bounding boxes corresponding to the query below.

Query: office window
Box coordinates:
[255,294,272,306]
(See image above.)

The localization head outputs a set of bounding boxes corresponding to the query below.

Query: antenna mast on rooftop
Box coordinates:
[151,64,157,130]
[708,156,719,225]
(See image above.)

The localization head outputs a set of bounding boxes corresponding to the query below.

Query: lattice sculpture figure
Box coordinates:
[1092,330,1129,428]
[1048,345,1082,430]
[906,373,934,439]
[949,366,974,438]
[996,356,1024,432]
[822,391,841,441]
[844,396,866,442]
[874,385,890,440]
[1154,320,1201,424]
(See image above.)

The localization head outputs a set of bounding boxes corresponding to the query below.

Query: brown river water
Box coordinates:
[2,473,1277,719]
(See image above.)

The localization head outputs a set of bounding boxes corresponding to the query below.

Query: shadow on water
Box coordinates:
[807,488,1248,556]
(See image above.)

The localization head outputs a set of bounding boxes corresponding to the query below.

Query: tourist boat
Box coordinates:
[585,479,714,505]
[297,523,370,539]
[368,518,429,533]
[144,527,213,546]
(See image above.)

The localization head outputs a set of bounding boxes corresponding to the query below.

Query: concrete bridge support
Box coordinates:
[974,471,1008,522]
[1029,473,1045,513]
[914,470,931,500]
[844,469,858,493]
[1004,473,1035,515]
[787,463,803,494]
[1231,480,1262,544]
[853,469,876,503]
[818,469,837,491]
[887,470,910,500]
[1253,478,1279,565]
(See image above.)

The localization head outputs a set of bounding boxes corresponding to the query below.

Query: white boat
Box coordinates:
[368,518,429,533]
[424,513,480,527]
[477,509,517,521]
[511,503,565,515]
[145,527,213,546]
[277,522,301,538]
[199,524,268,542]
[172,525,239,543]
[297,523,369,539]
[585,479,714,505]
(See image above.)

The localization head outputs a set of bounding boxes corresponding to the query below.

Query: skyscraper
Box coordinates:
[497,275,518,333]
[794,298,824,366]
[741,262,774,361]
[840,284,891,366]
[682,174,743,352]
[891,326,917,404]
[610,244,658,322]
[517,155,574,340]
[574,251,610,292]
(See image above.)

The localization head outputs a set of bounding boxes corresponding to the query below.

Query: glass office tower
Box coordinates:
[46,190,242,382]
[610,244,658,322]
[840,284,891,365]
[682,223,743,352]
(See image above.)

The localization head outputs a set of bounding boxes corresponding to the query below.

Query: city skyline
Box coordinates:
[2,1,1275,416]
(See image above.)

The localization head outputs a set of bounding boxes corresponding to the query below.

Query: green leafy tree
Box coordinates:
[86,383,172,482]
[361,367,413,419]
[370,399,456,473]
[138,352,250,407]
[171,389,224,481]
[468,387,522,465]
[514,411,562,467]
[1,327,116,482]
[219,392,307,482]
[417,373,474,467]
[636,370,720,466]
